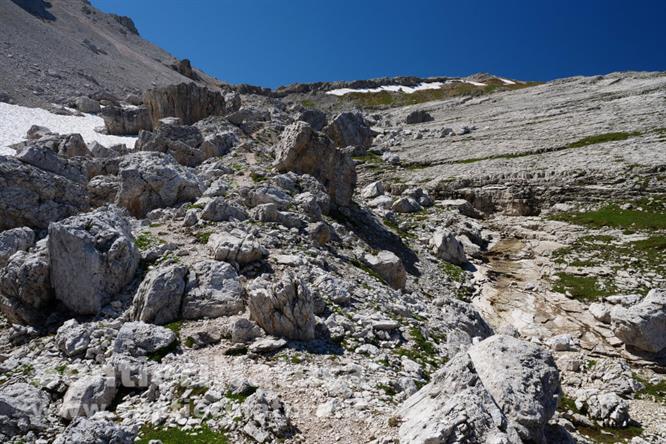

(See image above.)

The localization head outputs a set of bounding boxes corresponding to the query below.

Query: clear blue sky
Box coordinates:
[93,0,666,88]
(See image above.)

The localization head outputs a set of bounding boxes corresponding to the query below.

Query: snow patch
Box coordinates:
[0,102,137,155]
[499,78,516,85]
[326,82,445,96]
[461,80,487,87]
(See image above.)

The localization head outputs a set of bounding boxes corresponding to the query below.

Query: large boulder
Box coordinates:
[240,390,294,443]
[101,105,152,135]
[323,112,375,148]
[115,152,203,218]
[0,227,34,268]
[399,351,521,443]
[612,288,666,353]
[48,206,140,316]
[208,232,267,265]
[15,145,87,183]
[247,272,316,341]
[55,319,94,357]
[0,241,53,325]
[430,229,467,265]
[364,250,407,290]
[59,374,117,419]
[467,335,561,442]
[113,321,176,357]
[143,82,229,127]
[131,264,188,325]
[405,110,434,124]
[274,122,356,207]
[201,197,248,222]
[400,335,561,444]
[0,383,49,436]
[54,417,135,444]
[182,260,244,319]
[0,156,89,230]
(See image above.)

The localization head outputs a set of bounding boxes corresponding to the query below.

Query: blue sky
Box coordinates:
[93,0,666,88]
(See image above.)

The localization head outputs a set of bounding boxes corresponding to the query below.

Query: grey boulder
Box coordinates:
[48,206,140,315]
[364,250,407,290]
[54,417,134,444]
[208,232,267,265]
[131,264,188,325]
[274,121,356,208]
[247,272,315,341]
[0,383,49,435]
[113,321,176,357]
[143,82,229,127]
[0,155,89,230]
[182,260,244,319]
[430,229,467,265]
[323,112,375,148]
[0,227,34,268]
[612,288,666,354]
[115,152,203,218]
[59,374,117,419]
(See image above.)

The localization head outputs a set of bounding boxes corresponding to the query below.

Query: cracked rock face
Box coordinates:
[274,121,357,208]
[400,335,561,444]
[48,206,140,316]
[612,288,666,354]
[247,272,316,341]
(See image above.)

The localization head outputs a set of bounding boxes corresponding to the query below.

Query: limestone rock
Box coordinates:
[405,110,434,124]
[0,155,89,230]
[274,121,356,207]
[0,227,34,268]
[208,232,267,265]
[15,145,87,183]
[131,264,188,325]
[467,335,561,442]
[241,390,294,443]
[0,383,49,436]
[201,197,248,222]
[182,260,244,319]
[0,242,53,325]
[143,82,228,127]
[323,112,375,148]
[115,152,203,218]
[430,229,467,265]
[247,272,316,340]
[113,321,176,357]
[364,250,407,290]
[101,105,152,135]
[59,374,117,419]
[612,288,666,353]
[48,206,140,315]
[54,418,134,444]
[55,319,94,357]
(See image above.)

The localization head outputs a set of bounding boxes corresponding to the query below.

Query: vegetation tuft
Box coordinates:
[136,424,228,444]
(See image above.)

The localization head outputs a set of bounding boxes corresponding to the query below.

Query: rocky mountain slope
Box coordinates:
[0,4,665,444]
[0,0,219,108]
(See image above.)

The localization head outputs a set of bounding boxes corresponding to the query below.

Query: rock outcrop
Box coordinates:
[143,82,230,127]
[323,112,375,148]
[131,264,188,325]
[115,152,203,217]
[247,273,316,341]
[48,206,140,315]
[101,105,152,135]
[399,335,561,443]
[274,122,357,207]
[0,155,89,230]
[182,261,244,319]
[612,288,666,354]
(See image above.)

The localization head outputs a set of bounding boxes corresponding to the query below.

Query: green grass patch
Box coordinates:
[301,99,316,108]
[224,386,257,403]
[577,425,643,444]
[635,374,666,404]
[550,203,666,231]
[552,272,617,302]
[194,230,212,244]
[566,131,641,149]
[352,152,383,164]
[376,383,397,397]
[186,203,205,210]
[136,424,228,444]
[134,231,163,251]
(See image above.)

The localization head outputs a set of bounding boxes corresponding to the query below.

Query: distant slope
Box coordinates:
[0,0,221,108]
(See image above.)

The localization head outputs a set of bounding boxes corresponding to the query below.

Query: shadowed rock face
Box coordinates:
[10,0,55,21]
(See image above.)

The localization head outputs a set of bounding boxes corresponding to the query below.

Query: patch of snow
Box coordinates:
[461,80,487,87]
[326,82,445,96]
[0,102,137,155]
[499,78,516,85]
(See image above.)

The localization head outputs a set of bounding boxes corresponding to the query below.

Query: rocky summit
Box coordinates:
[0,2,665,444]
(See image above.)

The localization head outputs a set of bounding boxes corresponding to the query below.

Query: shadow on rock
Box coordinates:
[333,204,421,277]
[11,0,56,21]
